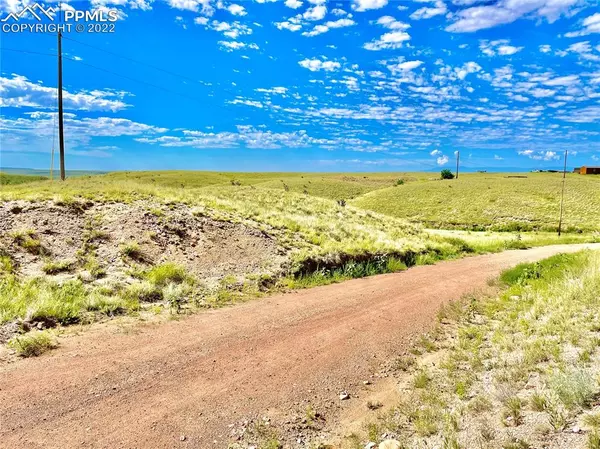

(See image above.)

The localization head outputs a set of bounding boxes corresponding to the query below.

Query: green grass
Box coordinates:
[42,260,73,275]
[352,172,600,232]
[0,172,48,185]
[7,330,57,357]
[0,275,139,325]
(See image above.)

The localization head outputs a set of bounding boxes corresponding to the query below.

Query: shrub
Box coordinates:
[549,369,596,410]
[119,241,143,260]
[144,263,188,287]
[7,330,57,357]
[42,260,73,275]
[441,169,455,180]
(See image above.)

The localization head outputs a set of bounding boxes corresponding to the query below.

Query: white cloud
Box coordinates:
[218,41,259,51]
[363,17,411,51]
[352,0,388,12]
[364,31,411,50]
[302,18,356,36]
[539,44,552,53]
[455,61,481,79]
[410,1,447,20]
[1,112,166,154]
[201,20,252,38]
[430,149,442,156]
[303,5,327,20]
[517,149,560,160]
[285,0,303,8]
[480,39,523,56]
[497,44,522,55]
[565,12,600,37]
[543,75,579,86]
[446,0,581,33]
[0,74,129,112]
[376,15,410,30]
[227,4,246,16]
[298,58,341,71]
[437,155,449,165]
[275,19,302,31]
[391,60,424,71]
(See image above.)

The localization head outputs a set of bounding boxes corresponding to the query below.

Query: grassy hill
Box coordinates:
[0,173,48,186]
[352,172,600,233]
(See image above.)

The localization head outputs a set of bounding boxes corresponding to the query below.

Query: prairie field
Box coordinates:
[1,170,599,351]
[353,172,600,232]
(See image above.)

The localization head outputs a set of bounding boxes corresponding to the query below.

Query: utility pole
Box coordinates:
[57,31,66,181]
[557,149,568,237]
[455,151,460,179]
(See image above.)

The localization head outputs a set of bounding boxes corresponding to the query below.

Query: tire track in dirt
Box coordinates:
[1,244,599,448]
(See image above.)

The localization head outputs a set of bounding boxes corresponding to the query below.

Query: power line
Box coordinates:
[1,47,57,57]
[60,34,242,99]
[61,55,240,115]
[61,35,203,85]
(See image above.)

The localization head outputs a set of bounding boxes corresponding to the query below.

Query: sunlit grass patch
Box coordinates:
[7,330,57,357]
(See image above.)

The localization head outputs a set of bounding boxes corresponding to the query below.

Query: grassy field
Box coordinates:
[1,170,599,347]
[353,172,600,232]
[0,173,48,186]
[344,250,600,449]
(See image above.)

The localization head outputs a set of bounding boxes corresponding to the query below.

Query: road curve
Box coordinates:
[2,243,599,448]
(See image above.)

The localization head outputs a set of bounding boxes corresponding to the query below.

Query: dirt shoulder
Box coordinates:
[1,244,598,448]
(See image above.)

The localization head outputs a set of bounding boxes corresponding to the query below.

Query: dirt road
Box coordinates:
[2,244,598,448]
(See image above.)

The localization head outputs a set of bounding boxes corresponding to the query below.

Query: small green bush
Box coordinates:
[8,330,57,357]
[144,263,188,287]
[42,260,73,275]
[441,169,455,180]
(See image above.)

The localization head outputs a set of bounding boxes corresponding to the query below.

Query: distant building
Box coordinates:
[580,166,600,175]
[574,167,581,174]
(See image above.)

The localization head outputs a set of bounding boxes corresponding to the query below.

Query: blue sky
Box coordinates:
[1,0,599,172]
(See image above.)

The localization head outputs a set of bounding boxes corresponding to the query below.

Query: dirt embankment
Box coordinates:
[0,200,288,285]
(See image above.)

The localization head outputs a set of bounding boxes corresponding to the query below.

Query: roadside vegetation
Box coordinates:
[345,250,600,449]
[1,171,599,356]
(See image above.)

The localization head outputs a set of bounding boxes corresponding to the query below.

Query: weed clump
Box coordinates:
[8,330,57,357]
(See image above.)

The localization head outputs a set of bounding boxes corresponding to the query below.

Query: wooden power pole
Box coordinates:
[558,149,568,237]
[57,31,66,181]
[455,151,460,179]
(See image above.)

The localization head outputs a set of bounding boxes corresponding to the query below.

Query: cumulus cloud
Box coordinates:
[298,58,341,71]
[227,4,246,16]
[455,61,481,79]
[363,16,411,50]
[352,0,388,12]
[218,41,259,51]
[517,149,560,160]
[0,74,129,112]
[284,0,303,8]
[1,112,166,155]
[480,39,523,56]
[437,155,449,165]
[302,18,356,36]
[446,0,581,33]
[565,12,600,37]
[303,4,326,20]
[410,0,447,20]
